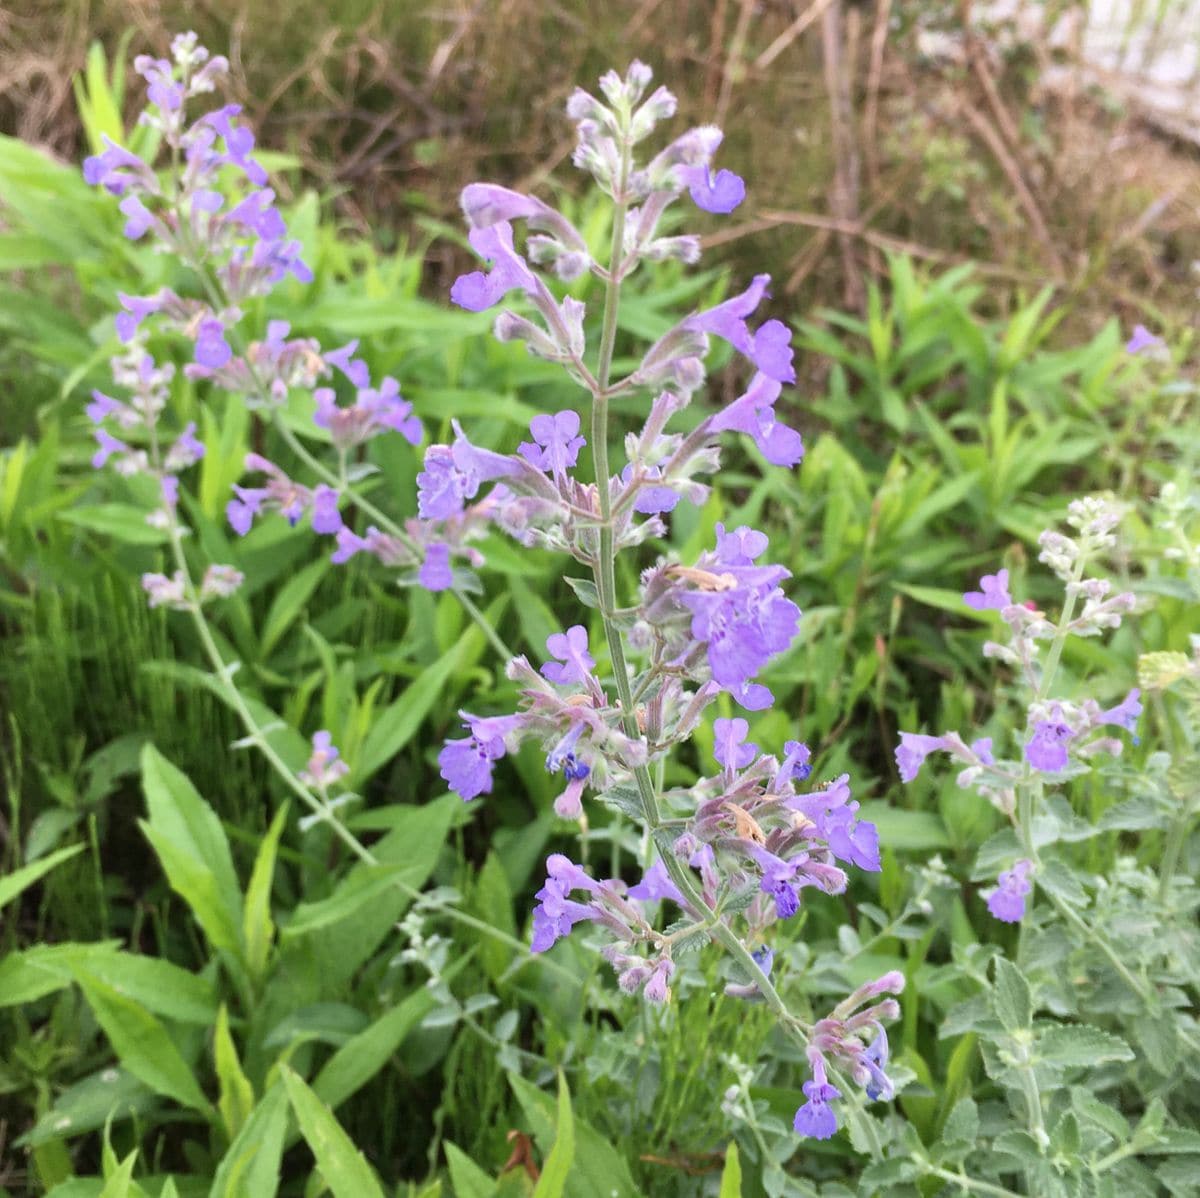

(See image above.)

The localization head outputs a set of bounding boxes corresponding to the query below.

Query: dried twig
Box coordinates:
[754,0,836,71]
[863,0,892,193]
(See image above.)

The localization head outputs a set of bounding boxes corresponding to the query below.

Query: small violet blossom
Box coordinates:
[793,1057,841,1140]
[964,568,1012,611]
[986,859,1033,924]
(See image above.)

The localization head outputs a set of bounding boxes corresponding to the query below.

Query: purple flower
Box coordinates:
[627,858,685,905]
[119,195,156,240]
[1025,719,1073,772]
[324,340,371,389]
[1100,688,1142,737]
[751,945,774,976]
[542,625,595,686]
[678,537,801,701]
[894,732,950,783]
[83,136,153,195]
[708,372,804,466]
[1125,325,1163,355]
[195,318,232,369]
[92,428,129,470]
[115,292,163,343]
[226,486,266,535]
[87,390,124,425]
[745,843,800,919]
[450,222,538,312]
[531,854,602,952]
[518,410,585,478]
[545,721,590,785]
[682,165,745,214]
[860,1027,894,1101]
[772,740,812,789]
[310,485,343,535]
[418,543,453,591]
[713,717,757,771]
[164,421,205,471]
[794,1059,841,1140]
[986,859,1033,923]
[684,275,796,384]
[202,104,268,185]
[964,568,1012,611]
[300,731,350,789]
[824,805,881,873]
[438,712,523,801]
[643,958,675,1003]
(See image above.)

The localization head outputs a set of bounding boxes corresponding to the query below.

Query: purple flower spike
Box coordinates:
[450,222,538,312]
[683,165,746,214]
[964,568,1012,611]
[713,717,757,771]
[986,859,1033,923]
[1025,719,1073,772]
[542,625,596,686]
[519,410,586,478]
[1125,325,1163,355]
[793,1059,841,1140]
[894,732,950,783]
[195,318,232,369]
[310,485,343,535]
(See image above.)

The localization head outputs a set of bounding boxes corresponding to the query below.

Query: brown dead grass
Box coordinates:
[2,0,1198,333]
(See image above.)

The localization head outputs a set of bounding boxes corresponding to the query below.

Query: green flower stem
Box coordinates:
[921,1166,1026,1198]
[585,133,802,1037]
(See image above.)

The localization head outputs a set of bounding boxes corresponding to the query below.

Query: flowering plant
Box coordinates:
[61,30,1200,1197]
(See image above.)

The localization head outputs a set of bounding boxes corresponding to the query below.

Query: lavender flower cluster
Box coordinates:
[422,62,899,1138]
[84,44,902,1142]
[896,497,1141,924]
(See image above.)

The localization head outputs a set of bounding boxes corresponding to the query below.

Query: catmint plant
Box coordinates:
[406,60,904,1145]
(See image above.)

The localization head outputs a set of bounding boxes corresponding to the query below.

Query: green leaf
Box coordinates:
[472,852,516,984]
[214,1005,255,1140]
[209,1082,290,1198]
[356,646,466,780]
[1036,1025,1133,1068]
[718,1142,742,1197]
[313,971,454,1110]
[508,1074,636,1198]
[0,844,85,910]
[59,503,169,546]
[243,803,287,982]
[140,745,244,961]
[444,1143,497,1198]
[260,559,328,655]
[280,1067,385,1198]
[18,1068,154,1149]
[992,957,1032,1033]
[532,1074,574,1198]
[940,1096,979,1147]
[281,865,420,939]
[73,968,213,1117]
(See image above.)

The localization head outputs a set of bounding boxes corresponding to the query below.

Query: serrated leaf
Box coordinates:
[992,957,1032,1033]
[940,1096,979,1146]
[1037,1024,1133,1068]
